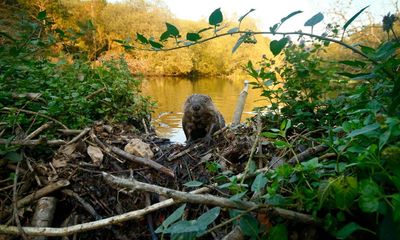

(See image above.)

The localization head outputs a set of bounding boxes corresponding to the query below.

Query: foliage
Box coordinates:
[0,4,153,158]
[143,6,400,239]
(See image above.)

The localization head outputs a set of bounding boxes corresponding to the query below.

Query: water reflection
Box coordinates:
[141,76,266,143]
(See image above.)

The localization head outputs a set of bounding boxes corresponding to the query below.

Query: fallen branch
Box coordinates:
[2,107,68,129]
[24,122,53,141]
[66,128,90,145]
[57,129,84,135]
[31,197,57,240]
[17,179,70,209]
[103,173,315,224]
[90,130,175,178]
[288,145,328,165]
[0,138,66,146]
[0,187,210,236]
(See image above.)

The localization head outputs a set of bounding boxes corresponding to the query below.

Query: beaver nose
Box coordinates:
[192,104,201,111]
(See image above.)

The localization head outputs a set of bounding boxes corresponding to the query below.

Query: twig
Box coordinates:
[145,193,157,240]
[103,173,315,224]
[12,162,29,240]
[66,127,90,145]
[142,119,149,135]
[62,190,101,220]
[25,156,42,186]
[240,124,261,186]
[16,179,70,209]
[85,87,106,100]
[0,138,66,146]
[57,129,84,135]
[2,107,68,129]
[167,126,228,161]
[24,122,53,141]
[90,131,175,178]
[288,145,328,165]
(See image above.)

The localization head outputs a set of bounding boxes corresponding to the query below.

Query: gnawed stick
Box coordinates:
[90,131,175,178]
[232,80,249,126]
[0,138,66,146]
[31,197,57,240]
[57,129,84,135]
[24,122,53,141]
[103,173,315,224]
[0,187,210,237]
[288,145,328,165]
[66,128,90,145]
[17,180,70,209]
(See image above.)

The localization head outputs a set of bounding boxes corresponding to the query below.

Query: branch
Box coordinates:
[134,30,377,64]
[0,185,210,236]
[103,173,315,224]
[288,145,328,165]
[24,122,53,141]
[0,138,66,146]
[2,107,68,129]
[90,130,175,178]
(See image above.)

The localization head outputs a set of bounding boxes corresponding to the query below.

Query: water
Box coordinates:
[141,76,266,143]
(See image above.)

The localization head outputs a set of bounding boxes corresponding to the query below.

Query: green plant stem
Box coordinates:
[203,205,259,236]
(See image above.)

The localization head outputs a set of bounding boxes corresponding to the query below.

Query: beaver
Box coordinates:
[182,94,225,143]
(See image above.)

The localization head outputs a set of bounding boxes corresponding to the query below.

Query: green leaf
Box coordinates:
[348,123,380,138]
[304,12,324,27]
[336,222,365,239]
[196,207,220,229]
[331,177,358,210]
[159,31,170,42]
[155,204,186,233]
[164,220,199,234]
[301,157,321,171]
[136,33,148,44]
[149,39,163,49]
[209,8,223,26]
[183,180,203,188]
[274,140,290,149]
[239,214,259,238]
[186,33,201,42]
[270,37,289,56]
[270,224,288,240]
[5,152,23,163]
[227,27,239,34]
[232,34,246,53]
[270,23,279,33]
[281,10,303,24]
[238,9,255,23]
[379,130,391,150]
[251,173,267,192]
[338,60,366,68]
[166,22,179,37]
[37,10,47,20]
[261,132,279,138]
[359,179,381,213]
[343,6,369,33]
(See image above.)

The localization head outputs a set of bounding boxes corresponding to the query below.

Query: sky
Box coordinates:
[161,0,398,34]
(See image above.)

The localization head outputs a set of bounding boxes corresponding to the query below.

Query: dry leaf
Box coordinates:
[87,145,103,165]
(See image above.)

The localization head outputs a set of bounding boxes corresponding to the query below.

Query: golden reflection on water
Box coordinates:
[141,76,267,143]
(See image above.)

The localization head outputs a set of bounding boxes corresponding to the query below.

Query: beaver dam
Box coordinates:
[0,84,334,240]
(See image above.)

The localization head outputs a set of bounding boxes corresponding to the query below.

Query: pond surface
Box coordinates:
[141,76,267,143]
